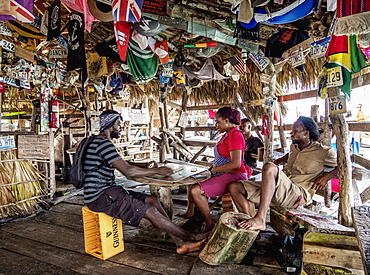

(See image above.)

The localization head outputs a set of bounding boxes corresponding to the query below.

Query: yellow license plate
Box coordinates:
[327,67,343,87]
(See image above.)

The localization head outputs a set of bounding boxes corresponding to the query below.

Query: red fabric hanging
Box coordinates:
[261,115,269,135]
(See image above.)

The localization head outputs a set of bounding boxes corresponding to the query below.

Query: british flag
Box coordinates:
[112,0,144,23]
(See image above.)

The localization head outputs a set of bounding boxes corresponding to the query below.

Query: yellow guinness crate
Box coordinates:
[82,207,124,260]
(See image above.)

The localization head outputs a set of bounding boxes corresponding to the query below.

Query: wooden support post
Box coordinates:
[158,106,170,154]
[177,87,189,139]
[311,104,320,122]
[263,63,276,163]
[151,136,165,163]
[199,212,259,265]
[321,98,334,208]
[278,111,287,152]
[329,88,352,227]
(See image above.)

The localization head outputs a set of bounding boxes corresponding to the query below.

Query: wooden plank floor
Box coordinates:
[0,183,287,275]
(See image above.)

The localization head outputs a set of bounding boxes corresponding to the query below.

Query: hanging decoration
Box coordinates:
[47,0,61,41]
[179,42,217,48]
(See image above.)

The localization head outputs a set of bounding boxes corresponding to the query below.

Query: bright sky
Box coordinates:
[282,85,370,124]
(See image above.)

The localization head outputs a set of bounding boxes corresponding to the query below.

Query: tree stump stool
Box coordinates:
[199,212,259,265]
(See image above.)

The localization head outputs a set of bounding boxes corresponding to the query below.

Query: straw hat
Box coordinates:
[87,0,113,22]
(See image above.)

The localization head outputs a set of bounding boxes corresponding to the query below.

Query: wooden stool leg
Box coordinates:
[222,193,233,213]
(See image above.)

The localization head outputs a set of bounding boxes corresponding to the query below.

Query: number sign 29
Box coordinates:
[326,67,343,87]
[329,96,347,114]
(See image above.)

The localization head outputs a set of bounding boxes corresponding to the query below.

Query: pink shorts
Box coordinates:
[199,173,248,197]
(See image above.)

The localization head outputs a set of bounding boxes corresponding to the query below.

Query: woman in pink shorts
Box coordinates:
[181,107,252,232]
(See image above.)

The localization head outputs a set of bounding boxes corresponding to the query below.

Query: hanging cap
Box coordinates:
[132,17,164,37]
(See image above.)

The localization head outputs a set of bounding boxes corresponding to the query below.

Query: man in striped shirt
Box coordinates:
[84,110,206,254]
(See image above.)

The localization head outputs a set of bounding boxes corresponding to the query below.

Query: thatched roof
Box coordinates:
[2,0,350,121]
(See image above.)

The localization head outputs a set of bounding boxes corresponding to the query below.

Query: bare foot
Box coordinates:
[201,224,213,234]
[177,213,194,218]
[176,239,207,254]
[191,231,212,241]
[237,217,266,231]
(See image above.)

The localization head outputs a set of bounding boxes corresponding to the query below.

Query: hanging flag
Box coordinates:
[113,21,131,61]
[126,39,159,84]
[0,0,34,22]
[227,55,250,74]
[47,0,61,41]
[324,35,367,99]
[67,13,87,82]
[112,0,144,23]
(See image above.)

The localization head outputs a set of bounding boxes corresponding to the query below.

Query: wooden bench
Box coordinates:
[270,206,365,274]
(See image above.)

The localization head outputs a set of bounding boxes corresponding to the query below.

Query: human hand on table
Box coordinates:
[155,166,173,176]
[147,160,158,168]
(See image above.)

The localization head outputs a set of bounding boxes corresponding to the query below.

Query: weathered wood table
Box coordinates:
[131,159,211,219]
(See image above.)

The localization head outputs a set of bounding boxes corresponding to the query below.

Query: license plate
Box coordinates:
[1,39,15,52]
[326,67,343,87]
[329,96,347,114]
[310,37,330,59]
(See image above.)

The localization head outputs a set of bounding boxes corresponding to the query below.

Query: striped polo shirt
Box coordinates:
[83,136,122,204]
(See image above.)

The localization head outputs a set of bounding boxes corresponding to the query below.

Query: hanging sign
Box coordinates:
[326,66,343,87]
[142,0,166,16]
[3,76,20,87]
[310,37,331,59]
[1,39,15,52]
[288,50,305,68]
[56,35,68,49]
[0,135,15,150]
[259,24,275,40]
[49,48,68,59]
[15,45,34,62]
[249,52,269,71]
[329,95,347,114]
[0,22,12,36]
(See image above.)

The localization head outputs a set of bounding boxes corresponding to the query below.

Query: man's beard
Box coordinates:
[111,130,120,139]
[291,139,303,144]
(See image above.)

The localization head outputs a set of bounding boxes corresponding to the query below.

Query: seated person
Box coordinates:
[181,107,252,233]
[83,110,207,254]
[239,118,264,170]
[228,116,338,231]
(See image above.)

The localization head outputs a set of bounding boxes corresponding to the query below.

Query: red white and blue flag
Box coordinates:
[0,0,34,22]
[112,0,144,23]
